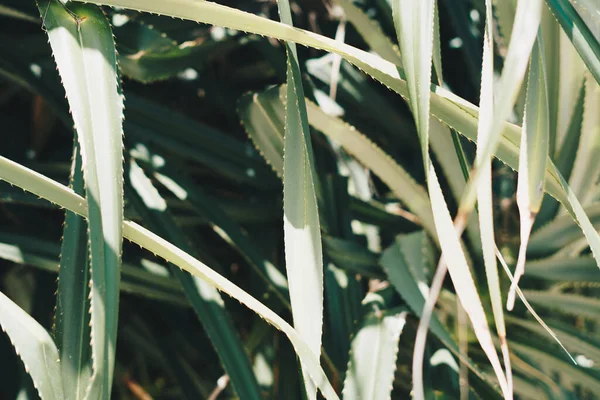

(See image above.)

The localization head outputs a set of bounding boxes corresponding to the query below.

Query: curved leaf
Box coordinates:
[0,291,63,400]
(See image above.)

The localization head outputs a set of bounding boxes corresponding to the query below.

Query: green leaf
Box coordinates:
[0,291,64,400]
[126,94,279,190]
[342,307,408,400]
[54,142,92,400]
[239,85,436,238]
[276,0,324,396]
[0,156,339,399]
[333,0,403,66]
[37,2,600,263]
[525,256,600,282]
[126,159,263,400]
[380,232,502,398]
[475,0,511,388]
[528,203,600,257]
[148,164,290,307]
[323,236,383,279]
[521,290,600,321]
[392,0,509,397]
[115,19,239,83]
[563,73,600,206]
[0,233,188,307]
[238,87,285,176]
[509,34,551,310]
[507,316,600,365]
[545,0,600,85]
[509,338,600,394]
[38,2,125,397]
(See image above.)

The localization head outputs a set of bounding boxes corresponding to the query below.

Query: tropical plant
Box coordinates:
[0,0,599,399]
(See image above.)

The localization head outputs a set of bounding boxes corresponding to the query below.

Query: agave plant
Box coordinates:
[0,0,599,399]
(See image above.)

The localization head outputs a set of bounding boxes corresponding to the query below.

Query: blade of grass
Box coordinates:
[508,34,550,310]
[38,2,124,397]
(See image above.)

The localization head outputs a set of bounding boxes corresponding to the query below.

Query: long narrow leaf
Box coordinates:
[509,35,550,310]
[276,1,324,396]
[54,142,92,399]
[38,2,125,397]
[545,0,600,85]
[0,291,64,400]
[392,1,509,398]
[475,0,512,392]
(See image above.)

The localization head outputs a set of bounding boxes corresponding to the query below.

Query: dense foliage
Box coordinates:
[0,0,599,399]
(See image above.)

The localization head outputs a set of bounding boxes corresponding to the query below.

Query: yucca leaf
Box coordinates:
[454,0,542,232]
[323,236,383,279]
[380,232,502,397]
[0,156,339,399]
[536,78,585,226]
[54,142,92,399]
[126,159,263,400]
[521,290,600,321]
[555,31,587,153]
[0,291,64,400]
[333,0,402,66]
[239,85,436,238]
[563,73,600,206]
[342,307,408,400]
[525,256,600,282]
[38,2,124,398]
[25,1,600,246]
[125,94,279,190]
[475,0,511,391]
[541,6,561,155]
[509,338,600,393]
[392,0,509,397]
[148,165,290,306]
[509,35,550,310]
[545,0,600,85]
[115,19,238,83]
[507,316,600,365]
[276,0,324,396]
[238,87,285,176]
[0,233,188,307]
[528,203,600,257]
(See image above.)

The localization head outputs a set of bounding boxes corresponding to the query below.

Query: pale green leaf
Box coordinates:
[277,0,324,396]
[342,309,408,400]
[545,0,600,85]
[509,35,550,310]
[476,0,511,391]
[0,291,64,400]
[38,2,125,397]
[334,0,403,66]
